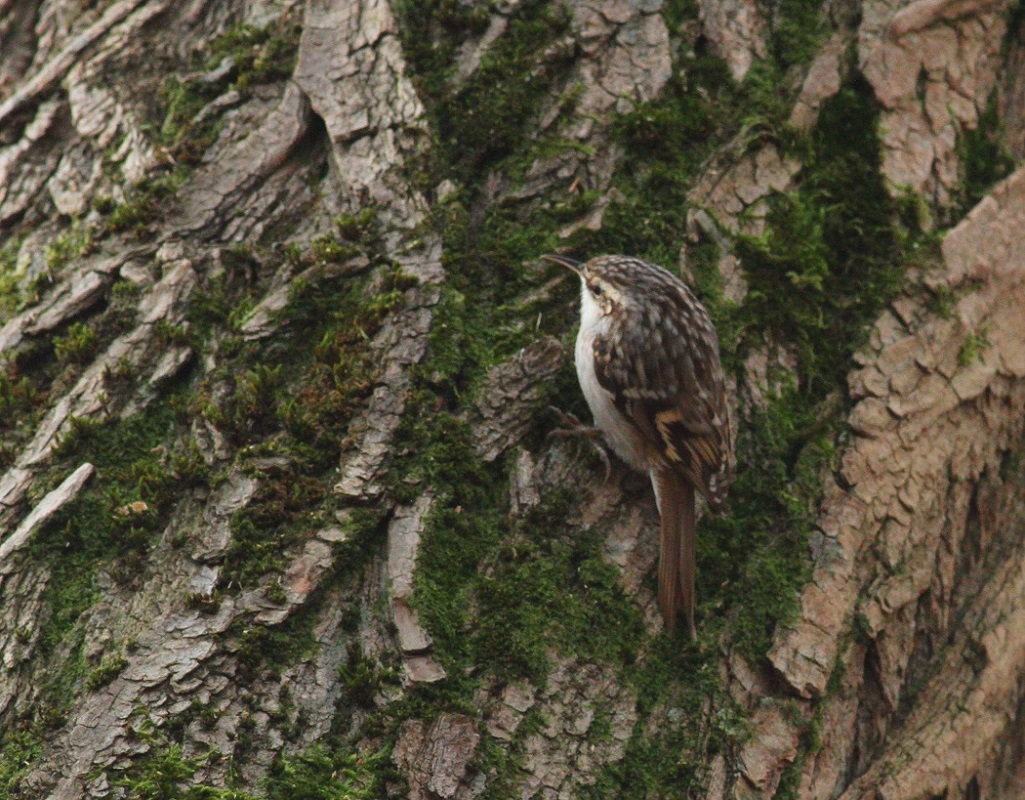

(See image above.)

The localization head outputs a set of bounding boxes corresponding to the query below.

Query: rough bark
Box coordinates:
[0,0,1023,799]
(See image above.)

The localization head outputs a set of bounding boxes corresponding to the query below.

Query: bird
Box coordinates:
[543,253,732,639]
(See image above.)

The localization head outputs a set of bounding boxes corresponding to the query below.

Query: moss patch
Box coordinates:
[955,88,1015,219]
[108,722,255,800]
[209,15,303,93]
[23,398,194,733]
[104,169,189,235]
[190,253,413,590]
[735,74,905,394]
[53,321,99,365]
[155,11,302,166]
[401,421,646,685]
[0,361,42,469]
[44,222,95,273]
[0,236,22,323]
[0,731,42,796]
[398,0,571,186]
[264,743,393,800]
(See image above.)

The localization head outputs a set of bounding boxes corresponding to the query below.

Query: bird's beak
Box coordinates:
[541,254,583,275]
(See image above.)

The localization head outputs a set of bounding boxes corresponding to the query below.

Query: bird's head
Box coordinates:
[542,253,640,316]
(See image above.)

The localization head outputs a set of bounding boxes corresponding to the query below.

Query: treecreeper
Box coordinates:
[544,254,733,640]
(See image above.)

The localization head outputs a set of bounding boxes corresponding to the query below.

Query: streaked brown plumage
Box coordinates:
[544,253,732,638]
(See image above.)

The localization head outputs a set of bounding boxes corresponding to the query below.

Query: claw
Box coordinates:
[547,406,614,482]
[547,405,584,430]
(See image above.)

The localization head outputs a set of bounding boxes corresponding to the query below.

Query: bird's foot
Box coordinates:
[547,407,613,482]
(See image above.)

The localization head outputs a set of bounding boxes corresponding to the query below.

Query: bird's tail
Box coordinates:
[653,470,697,640]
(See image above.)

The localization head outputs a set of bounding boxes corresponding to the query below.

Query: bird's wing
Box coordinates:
[592,305,729,507]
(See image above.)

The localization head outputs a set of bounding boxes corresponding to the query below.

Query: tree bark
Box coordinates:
[0,0,1023,798]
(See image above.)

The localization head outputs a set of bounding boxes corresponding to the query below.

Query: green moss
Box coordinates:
[387,405,645,697]
[0,237,23,323]
[338,641,400,708]
[0,731,42,795]
[86,652,129,689]
[585,645,747,799]
[397,0,567,185]
[109,723,254,800]
[696,398,825,655]
[771,707,823,800]
[27,398,200,727]
[737,75,905,391]
[44,222,94,272]
[959,326,991,366]
[394,0,582,342]
[157,75,227,166]
[203,363,285,444]
[333,208,378,242]
[0,236,19,270]
[93,194,117,214]
[770,0,827,69]
[0,364,38,430]
[53,321,99,365]
[469,498,645,680]
[419,286,500,397]
[270,264,409,460]
[209,15,303,91]
[230,608,319,681]
[924,281,957,319]
[0,243,45,467]
[88,15,299,237]
[956,89,1014,218]
[309,235,359,265]
[152,12,301,165]
[191,255,411,590]
[393,0,592,381]
[106,169,188,234]
[474,503,625,674]
[185,274,244,337]
[155,320,192,347]
[264,743,393,800]
[221,468,326,587]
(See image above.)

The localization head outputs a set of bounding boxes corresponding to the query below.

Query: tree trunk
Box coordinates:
[1,0,1023,798]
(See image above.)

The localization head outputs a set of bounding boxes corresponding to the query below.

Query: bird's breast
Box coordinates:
[575,317,649,473]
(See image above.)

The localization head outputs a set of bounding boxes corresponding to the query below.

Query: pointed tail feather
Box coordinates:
[653,471,697,638]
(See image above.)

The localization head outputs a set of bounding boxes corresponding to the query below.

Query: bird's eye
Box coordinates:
[588,282,604,297]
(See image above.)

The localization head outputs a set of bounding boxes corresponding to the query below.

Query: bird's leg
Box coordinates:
[547,406,613,481]
[547,406,589,432]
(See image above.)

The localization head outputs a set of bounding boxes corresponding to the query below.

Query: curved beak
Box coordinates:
[541,254,583,274]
